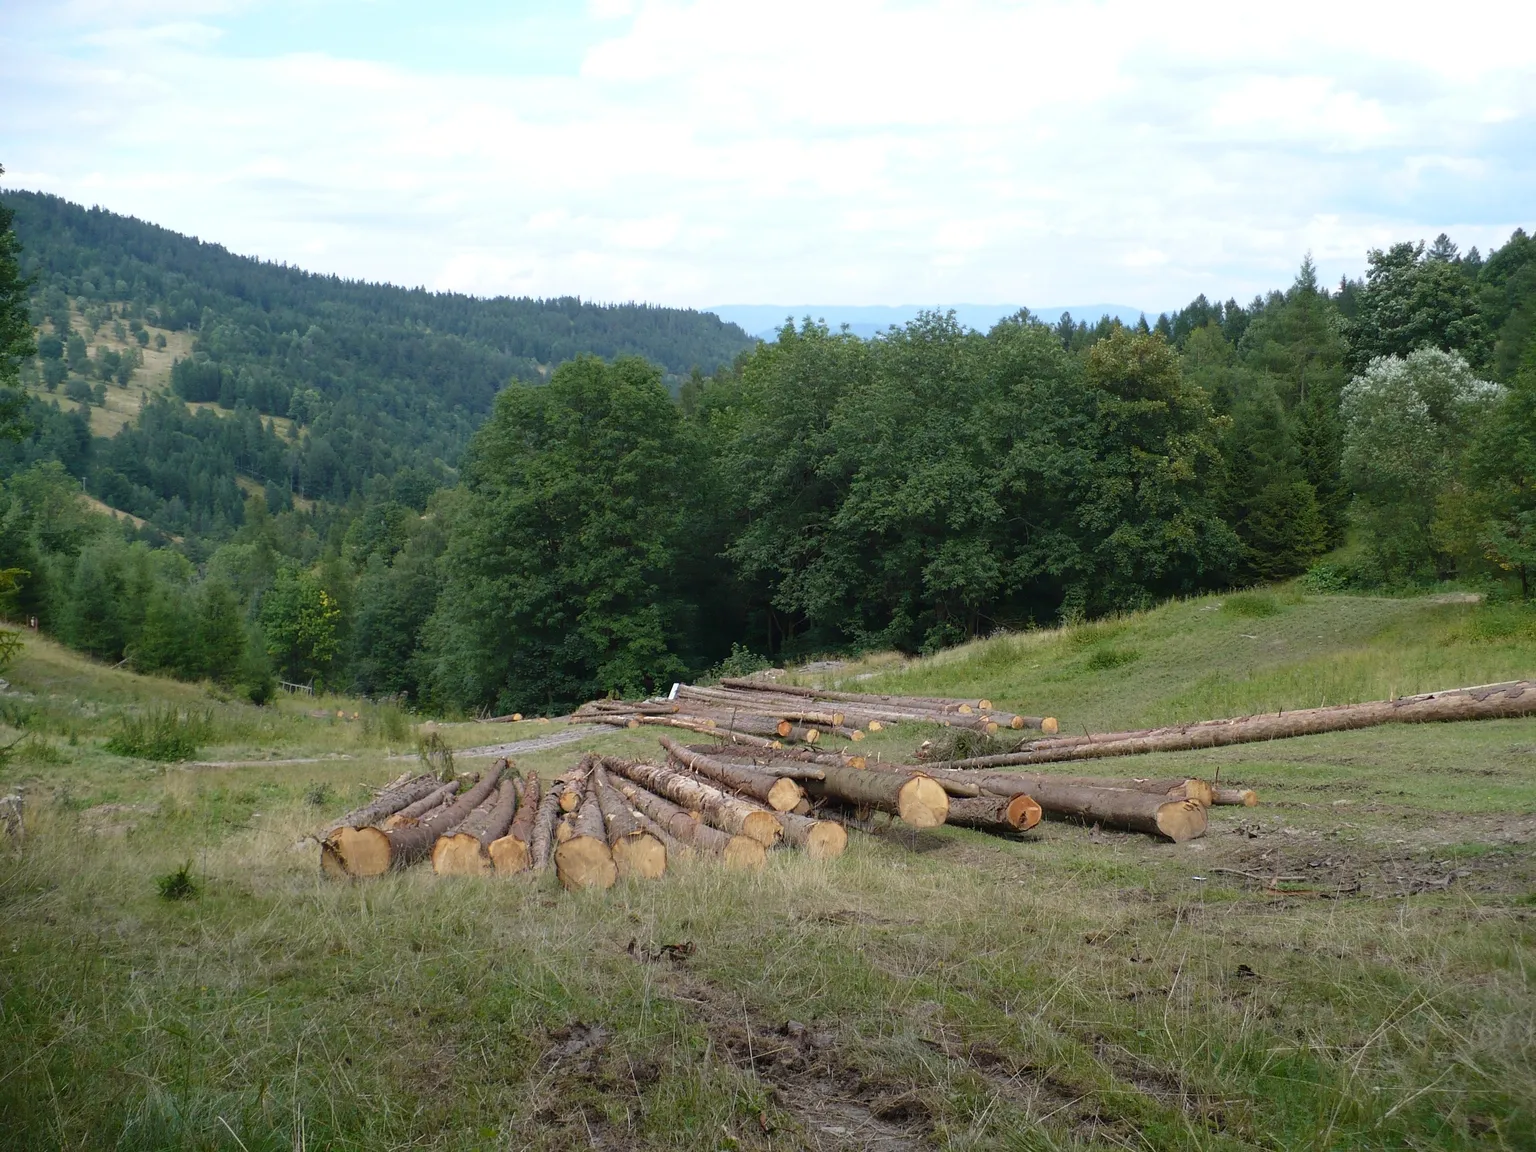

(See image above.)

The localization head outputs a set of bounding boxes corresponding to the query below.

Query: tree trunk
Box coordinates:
[322,760,504,877]
[935,681,1536,769]
[602,758,784,846]
[772,809,848,859]
[608,774,766,870]
[529,782,565,872]
[382,781,461,829]
[490,772,542,874]
[944,793,1043,834]
[952,772,1206,842]
[800,763,949,828]
[433,776,520,876]
[323,774,440,836]
[553,781,618,891]
[659,736,806,811]
[593,765,667,880]
[715,680,1059,732]
[1211,786,1258,807]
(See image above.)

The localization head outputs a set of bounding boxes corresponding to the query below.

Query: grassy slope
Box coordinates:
[1,593,1533,1151]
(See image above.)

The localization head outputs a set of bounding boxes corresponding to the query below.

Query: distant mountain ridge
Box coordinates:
[708,303,1151,342]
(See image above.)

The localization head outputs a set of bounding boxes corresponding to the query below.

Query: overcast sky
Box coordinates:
[2,0,1532,314]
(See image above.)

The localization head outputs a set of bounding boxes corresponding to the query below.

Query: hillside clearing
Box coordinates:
[1,591,1533,1150]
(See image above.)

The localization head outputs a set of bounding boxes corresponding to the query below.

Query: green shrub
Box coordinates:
[1222,592,1282,618]
[156,862,198,901]
[362,700,411,745]
[700,643,772,685]
[104,707,213,761]
[302,781,334,808]
[418,730,455,781]
[1085,646,1141,671]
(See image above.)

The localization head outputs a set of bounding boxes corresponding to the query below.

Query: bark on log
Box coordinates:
[490,772,542,874]
[603,758,784,846]
[553,781,618,890]
[944,793,1043,834]
[322,760,504,877]
[593,766,666,880]
[323,774,440,835]
[772,810,848,859]
[1212,786,1258,807]
[950,772,1206,842]
[800,764,949,828]
[382,781,461,829]
[608,773,767,870]
[432,776,520,876]
[935,681,1536,769]
[528,781,564,872]
[659,736,805,811]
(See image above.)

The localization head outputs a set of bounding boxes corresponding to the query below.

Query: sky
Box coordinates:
[2,0,1533,315]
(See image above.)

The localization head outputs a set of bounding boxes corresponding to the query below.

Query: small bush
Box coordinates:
[302,781,334,808]
[922,728,1020,761]
[1085,646,1140,671]
[156,862,198,901]
[362,700,411,745]
[701,643,773,685]
[419,730,455,781]
[1222,592,1282,618]
[14,734,65,766]
[104,707,213,761]
[1300,562,1368,593]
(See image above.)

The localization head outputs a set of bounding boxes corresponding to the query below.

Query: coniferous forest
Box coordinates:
[2,186,1534,714]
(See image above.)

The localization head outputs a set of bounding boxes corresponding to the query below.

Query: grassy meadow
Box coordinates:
[1,589,1533,1150]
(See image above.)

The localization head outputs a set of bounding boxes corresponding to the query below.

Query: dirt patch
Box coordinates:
[631,946,931,1149]
[524,1019,660,1149]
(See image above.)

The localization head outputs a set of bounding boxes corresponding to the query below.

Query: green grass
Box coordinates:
[2,597,1534,1149]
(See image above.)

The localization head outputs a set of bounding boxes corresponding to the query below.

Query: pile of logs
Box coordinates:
[573,679,1059,746]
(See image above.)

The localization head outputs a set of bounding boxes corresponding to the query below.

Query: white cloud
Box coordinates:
[1,0,1533,310]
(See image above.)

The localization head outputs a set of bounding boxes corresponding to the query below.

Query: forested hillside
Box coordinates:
[1,190,754,530]
[1,179,1533,716]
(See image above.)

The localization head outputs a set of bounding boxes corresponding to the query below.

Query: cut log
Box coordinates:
[593,767,667,880]
[800,764,949,828]
[609,776,766,870]
[490,772,542,874]
[603,758,784,846]
[944,793,1043,834]
[322,760,504,877]
[1212,786,1258,807]
[528,780,564,872]
[772,810,848,859]
[553,782,618,891]
[433,775,520,876]
[323,774,440,835]
[952,772,1206,842]
[659,736,805,811]
[382,781,461,829]
[933,680,1536,769]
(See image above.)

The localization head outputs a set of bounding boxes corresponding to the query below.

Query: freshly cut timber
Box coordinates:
[659,736,805,812]
[770,809,848,859]
[610,776,766,870]
[383,781,460,829]
[553,782,618,891]
[432,775,520,876]
[800,763,949,829]
[933,680,1536,769]
[603,758,784,847]
[490,772,542,874]
[528,781,565,871]
[716,679,1059,732]
[323,773,440,835]
[1212,786,1258,807]
[953,773,1206,842]
[322,760,504,877]
[944,793,1043,834]
[593,766,667,879]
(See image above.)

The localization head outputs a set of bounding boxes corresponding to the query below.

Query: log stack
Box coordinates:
[572,680,1060,744]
